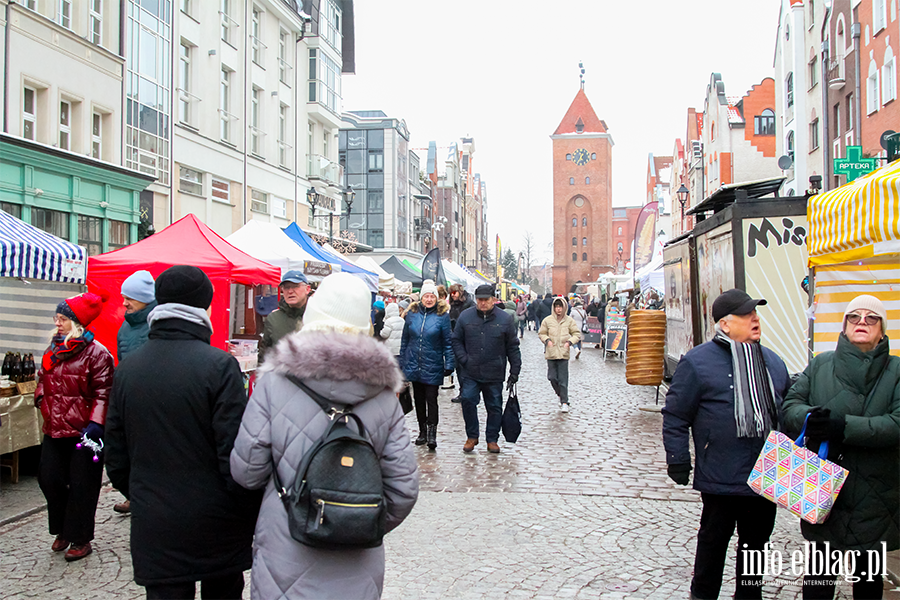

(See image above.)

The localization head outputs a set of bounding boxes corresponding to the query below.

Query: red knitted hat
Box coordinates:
[62,291,108,326]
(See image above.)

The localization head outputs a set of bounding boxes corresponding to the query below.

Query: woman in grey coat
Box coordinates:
[231,273,419,600]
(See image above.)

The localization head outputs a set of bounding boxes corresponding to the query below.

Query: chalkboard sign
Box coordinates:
[583,316,603,344]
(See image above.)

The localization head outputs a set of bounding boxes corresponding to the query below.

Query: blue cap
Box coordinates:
[280,270,308,285]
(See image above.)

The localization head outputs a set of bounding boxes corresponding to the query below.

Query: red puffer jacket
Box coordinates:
[35,341,114,438]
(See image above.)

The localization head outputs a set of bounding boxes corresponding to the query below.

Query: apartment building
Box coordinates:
[857,0,898,160]
[646,153,672,239]
[822,0,861,189]
[0,0,152,252]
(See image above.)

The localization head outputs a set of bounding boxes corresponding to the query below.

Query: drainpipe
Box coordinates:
[242,0,249,226]
[821,40,830,190]
[120,0,126,176]
[851,22,861,145]
[4,1,13,133]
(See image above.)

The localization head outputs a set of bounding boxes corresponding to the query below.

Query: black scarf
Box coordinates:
[713,326,778,438]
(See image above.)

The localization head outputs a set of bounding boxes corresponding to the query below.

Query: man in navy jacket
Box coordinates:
[452,284,521,454]
[662,289,791,600]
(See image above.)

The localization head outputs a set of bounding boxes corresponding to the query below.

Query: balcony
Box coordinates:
[827,58,846,89]
[306,154,344,187]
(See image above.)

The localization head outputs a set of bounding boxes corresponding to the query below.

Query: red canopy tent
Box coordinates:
[87,214,280,362]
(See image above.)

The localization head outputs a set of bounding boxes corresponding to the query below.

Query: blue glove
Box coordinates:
[82,422,104,444]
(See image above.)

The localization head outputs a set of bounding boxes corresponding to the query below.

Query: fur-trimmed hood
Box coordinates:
[261,331,404,399]
[406,300,450,316]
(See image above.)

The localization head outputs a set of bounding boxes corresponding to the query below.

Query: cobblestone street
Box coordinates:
[2,331,896,599]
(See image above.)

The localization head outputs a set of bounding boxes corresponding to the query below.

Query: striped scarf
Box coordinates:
[41,331,94,372]
[713,326,778,438]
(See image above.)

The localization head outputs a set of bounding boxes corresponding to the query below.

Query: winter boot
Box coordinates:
[415,425,427,446]
[427,425,437,450]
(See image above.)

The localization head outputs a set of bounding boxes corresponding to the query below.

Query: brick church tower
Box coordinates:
[551,88,614,294]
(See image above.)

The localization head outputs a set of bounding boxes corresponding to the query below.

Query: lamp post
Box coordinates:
[676,184,689,234]
[307,187,321,233]
[338,185,355,242]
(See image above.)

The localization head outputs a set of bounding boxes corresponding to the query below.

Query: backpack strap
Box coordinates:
[285,374,351,418]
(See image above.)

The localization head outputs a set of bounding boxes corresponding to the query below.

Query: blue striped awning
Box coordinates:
[0,209,87,283]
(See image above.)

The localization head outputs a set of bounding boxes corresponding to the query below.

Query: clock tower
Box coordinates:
[550,88,614,294]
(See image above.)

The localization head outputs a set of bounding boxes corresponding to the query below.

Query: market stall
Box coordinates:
[87,214,281,363]
[380,256,423,288]
[0,209,89,478]
[808,158,900,357]
[226,220,335,282]
[282,223,378,293]
[347,254,406,293]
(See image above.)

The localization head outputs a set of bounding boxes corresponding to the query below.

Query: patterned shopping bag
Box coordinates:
[747,418,849,524]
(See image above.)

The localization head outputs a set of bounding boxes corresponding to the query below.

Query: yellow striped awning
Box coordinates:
[807,158,900,267]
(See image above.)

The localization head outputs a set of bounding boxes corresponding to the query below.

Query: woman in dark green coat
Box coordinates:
[783,295,899,600]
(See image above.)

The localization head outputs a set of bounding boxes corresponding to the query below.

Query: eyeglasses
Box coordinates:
[846,313,881,326]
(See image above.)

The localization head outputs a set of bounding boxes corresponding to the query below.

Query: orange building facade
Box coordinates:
[550,89,614,294]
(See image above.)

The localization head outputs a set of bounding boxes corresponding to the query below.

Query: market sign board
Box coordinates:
[303,260,332,278]
[833,146,876,182]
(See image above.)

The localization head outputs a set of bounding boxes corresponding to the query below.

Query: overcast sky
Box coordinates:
[342,0,783,262]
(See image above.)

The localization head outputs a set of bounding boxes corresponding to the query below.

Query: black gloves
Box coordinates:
[506,374,518,391]
[805,407,845,449]
[444,369,454,377]
[82,422,104,444]
[667,463,691,486]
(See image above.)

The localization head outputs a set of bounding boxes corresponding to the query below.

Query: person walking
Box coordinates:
[399,281,454,450]
[662,289,791,600]
[782,295,899,600]
[538,297,581,412]
[515,296,528,338]
[448,284,474,403]
[451,284,521,454]
[230,272,418,600]
[260,270,311,359]
[535,292,552,325]
[569,299,587,359]
[105,266,261,599]
[113,270,158,515]
[36,291,114,562]
[379,302,405,358]
[526,297,537,331]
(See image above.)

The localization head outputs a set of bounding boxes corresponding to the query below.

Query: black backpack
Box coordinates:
[271,375,386,550]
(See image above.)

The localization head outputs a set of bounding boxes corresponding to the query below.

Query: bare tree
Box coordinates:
[521,231,537,279]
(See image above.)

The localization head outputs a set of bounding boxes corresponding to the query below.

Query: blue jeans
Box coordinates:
[517,318,526,335]
[461,379,504,442]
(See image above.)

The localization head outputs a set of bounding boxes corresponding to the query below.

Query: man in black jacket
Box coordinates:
[451,284,521,454]
[447,284,475,402]
[106,265,261,600]
[534,292,551,324]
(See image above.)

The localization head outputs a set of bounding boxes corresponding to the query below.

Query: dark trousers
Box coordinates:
[412,381,439,427]
[547,359,569,404]
[38,435,104,545]
[691,493,777,600]
[802,542,883,599]
[144,572,245,600]
[517,318,526,335]
[461,379,503,442]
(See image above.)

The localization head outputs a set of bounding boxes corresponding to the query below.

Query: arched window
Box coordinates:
[754,109,775,135]
[572,253,577,262]
[582,252,587,262]
[582,217,587,227]
[585,177,590,184]
[572,217,577,227]
[569,177,575,185]
[572,237,577,246]
[582,237,587,246]
[566,153,572,161]
[591,153,596,160]
[786,73,794,108]
[787,131,795,161]
[617,226,623,235]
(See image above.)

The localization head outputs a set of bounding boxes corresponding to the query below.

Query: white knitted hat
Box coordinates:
[301,273,373,335]
[420,279,438,297]
[844,294,887,333]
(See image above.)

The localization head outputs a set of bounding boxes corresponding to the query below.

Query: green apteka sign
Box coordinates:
[833,146,876,182]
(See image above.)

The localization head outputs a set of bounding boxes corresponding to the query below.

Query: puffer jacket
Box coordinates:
[230,332,418,600]
[782,334,900,552]
[538,301,581,360]
[261,298,306,360]
[451,305,521,383]
[399,301,454,386]
[35,339,114,438]
[516,300,527,320]
[379,303,405,356]
[116,300,157,362]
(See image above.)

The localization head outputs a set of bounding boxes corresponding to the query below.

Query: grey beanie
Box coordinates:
[121,270,156,304]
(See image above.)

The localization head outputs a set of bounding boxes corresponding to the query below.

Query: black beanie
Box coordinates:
[155,265,214,309]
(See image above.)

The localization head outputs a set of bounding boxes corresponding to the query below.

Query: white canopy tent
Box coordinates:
[225,220,338,282]
[347,254,409,293]
[441,259,481,293]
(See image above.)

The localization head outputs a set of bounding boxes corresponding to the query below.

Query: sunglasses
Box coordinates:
[846,313,881,326]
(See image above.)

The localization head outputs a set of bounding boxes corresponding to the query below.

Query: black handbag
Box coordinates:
[501,384,522,443]
[398,383,413,414]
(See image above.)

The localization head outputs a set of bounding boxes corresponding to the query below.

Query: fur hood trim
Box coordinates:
[260,331,404,392]
[406,301,449,316]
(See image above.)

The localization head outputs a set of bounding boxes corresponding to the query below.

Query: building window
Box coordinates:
[618,226,623,235]
[582,253,587,262]
[572,237,577,246]
[569,177,574,185]
[92,113,102,159]
[250,87,263,156]
[566,153,571,161]
[1,202,22,218]
[23,87,36,141]
[874,0,887,32]
[572,217,577,227]
[23,0,36,9]
[32,208,69,238]
[178,42,192,125]
[221,0,234,45]
[109,220,130,250]
[59,101,71,151]
[582,217,587,227]
[279,29,291,85]
[211,177,230,204]
[251,6,264,66]
[882,49,896,104]
[808,56,818,89]
[273,197,287,219]
[787,131,795,161]
[582,237,587,246]
[572,253,577,262]
[278,104,289,168]
[368,151,383,172]
[220,68,232,142]
[786,73,794,108]
[833,103,841,137]
[59,0,72,29]
[591,153,596,160]
[179,166,203,196]
[321,0,342,52]
[585,177,590,184]
[78,215,103,256]
[867,65,880,114]
[369,230,384,248]
[181,0,191,16]
[810,118,820,150]
[846,93,854,133]
[251,189,268,213]
[308,49,341,114]
[89,0,103,45]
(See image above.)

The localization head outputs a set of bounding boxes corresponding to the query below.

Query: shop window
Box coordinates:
[109,220,130,250]
[32,208,69,239]
[78,215,103,256]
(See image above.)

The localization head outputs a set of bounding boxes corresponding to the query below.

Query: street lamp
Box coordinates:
[676,184,689,232]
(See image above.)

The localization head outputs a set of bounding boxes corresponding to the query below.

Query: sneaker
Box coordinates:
[64,542,92,562]
[576,350,581,359]
[486,442,500,453]
[113,500,131,514]
[463,438,478,453]
[51,536,69,552]
[560,403,569,413]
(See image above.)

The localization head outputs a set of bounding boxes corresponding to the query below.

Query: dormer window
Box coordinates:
[575,118,584,134]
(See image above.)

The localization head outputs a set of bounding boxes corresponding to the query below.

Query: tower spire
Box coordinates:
[579,61,585,90]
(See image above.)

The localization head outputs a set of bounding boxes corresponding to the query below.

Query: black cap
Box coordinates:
[712,288,767,322]
[155,265,214,309]
[474,284,495,299]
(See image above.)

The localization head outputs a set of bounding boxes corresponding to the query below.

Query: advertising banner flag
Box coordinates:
[421,247,447,286]
[632,202,658,274]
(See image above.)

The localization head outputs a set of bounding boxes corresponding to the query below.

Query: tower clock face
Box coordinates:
[573,148,590,166]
